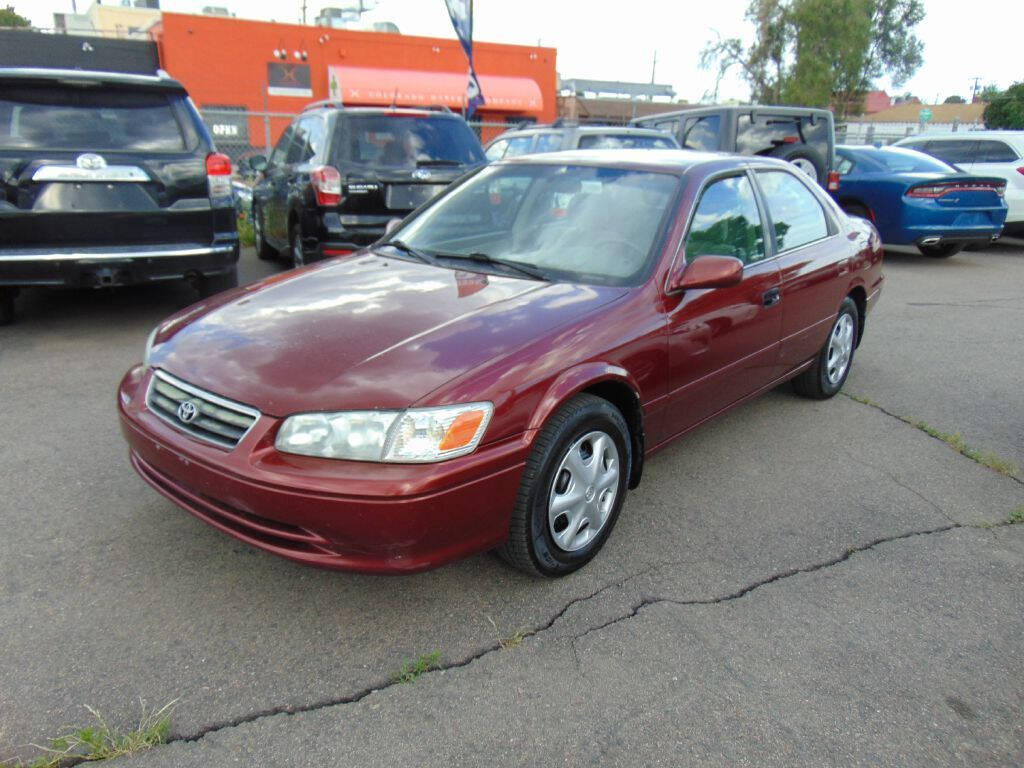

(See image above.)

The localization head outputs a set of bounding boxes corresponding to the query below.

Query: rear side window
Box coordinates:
[335,115,485,168]
[577,134,677,149]
[756,170,829,251]
[835,155,855,175]
[685,175,766,265]
[682,115,720,151]
[533,133,563,152]
[972,140,1019,163]
[737,114,830,159]
[0,85,194,152]
[501,135,535,158]
[922,140,976,165]
[287,117,324,164]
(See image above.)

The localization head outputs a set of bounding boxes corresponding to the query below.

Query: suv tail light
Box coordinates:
[206,153,232,201]
[311,166,342,206]
[827,171,841,191]
[1017,166,1024,176]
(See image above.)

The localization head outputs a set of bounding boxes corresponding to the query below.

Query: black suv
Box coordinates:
[632,105,835,186]
[250,104,486,266]
[0,68,240,324]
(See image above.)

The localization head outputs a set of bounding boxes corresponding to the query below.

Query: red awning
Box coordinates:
[327,66,542,112]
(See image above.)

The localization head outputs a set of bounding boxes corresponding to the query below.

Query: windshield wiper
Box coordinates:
[380,240,440,266]
[416,159,462,167]
[438,251,550,282]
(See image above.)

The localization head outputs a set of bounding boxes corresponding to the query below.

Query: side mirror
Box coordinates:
[384,218,403,236]
[668,254,744,292]
[248,155,268,172]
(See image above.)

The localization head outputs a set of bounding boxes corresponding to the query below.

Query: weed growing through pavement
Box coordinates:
[393,651,443,684]
[845,393,1021,477]
[1009,506,1024,524]
[5,700,175,768]
[485,615,528,650]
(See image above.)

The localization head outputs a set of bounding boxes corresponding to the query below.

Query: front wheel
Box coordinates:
[918,242,963,258]
[497,394,630,577]
[792,297,859,399]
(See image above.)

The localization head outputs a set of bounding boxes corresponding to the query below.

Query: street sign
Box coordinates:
[919,107,933,123]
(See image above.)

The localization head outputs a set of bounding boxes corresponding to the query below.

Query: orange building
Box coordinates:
[150,13,556,150]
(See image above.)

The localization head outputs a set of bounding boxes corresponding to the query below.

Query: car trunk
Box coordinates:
[0,80,218,249]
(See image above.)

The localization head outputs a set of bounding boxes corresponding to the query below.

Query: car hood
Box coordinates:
[151,254,627,416]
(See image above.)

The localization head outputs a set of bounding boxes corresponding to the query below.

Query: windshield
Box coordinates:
[577,133,678,149]
[334,114,485,168]
[0,85,192,152]
[852,147,958,174]
[390,164,679,286]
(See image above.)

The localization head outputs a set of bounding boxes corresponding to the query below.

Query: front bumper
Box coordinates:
[118,365,526,573]
[0,241,239,288]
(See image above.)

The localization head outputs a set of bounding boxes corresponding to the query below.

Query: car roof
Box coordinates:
[633,104,834,122]
[0,67,187,92]
[496,147,794,174]
[897,131,1024,140]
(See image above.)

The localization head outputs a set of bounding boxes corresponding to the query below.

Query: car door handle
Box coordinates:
[762,287,781,307]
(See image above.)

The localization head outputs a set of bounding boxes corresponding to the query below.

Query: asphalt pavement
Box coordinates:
[0,242,1021,767]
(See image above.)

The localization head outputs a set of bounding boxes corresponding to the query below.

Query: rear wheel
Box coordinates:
[252,204,277,261]
[918,242,963,258]
[196,268,238,299]
[0,289,15,326]
[841,202,872,221]
[497,394,630,577]
[792,297,858,400]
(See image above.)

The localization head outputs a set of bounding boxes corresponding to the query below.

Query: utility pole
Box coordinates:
[650,51,657,101]
[301,0,307,24]
[969,76,982,102]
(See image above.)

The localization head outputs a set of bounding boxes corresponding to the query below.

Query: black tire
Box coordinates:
[497,394,631,577]
[769,144,827,185]
[918,242,963,258]
[792,296,859,400]
[252,204,277,261]
[841,202,872,221]
[0,292,14,326]
[196,268,238,299]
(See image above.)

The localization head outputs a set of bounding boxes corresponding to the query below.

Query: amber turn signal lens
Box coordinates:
[439,410,486,452]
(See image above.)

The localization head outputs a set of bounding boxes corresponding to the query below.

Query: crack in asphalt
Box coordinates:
[569,523,966,650]
[151,525,994,752]
[842,393,1024,486]
[846,454,958,525]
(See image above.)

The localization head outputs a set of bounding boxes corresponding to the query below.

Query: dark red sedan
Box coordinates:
[118,150,884,577]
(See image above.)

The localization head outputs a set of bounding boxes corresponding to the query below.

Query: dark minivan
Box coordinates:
[0,68,239,324]
[632,105,835,187]
[249,104,486,266]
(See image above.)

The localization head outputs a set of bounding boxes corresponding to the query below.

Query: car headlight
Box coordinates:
[275,402,493,463]
[142,326,159,369]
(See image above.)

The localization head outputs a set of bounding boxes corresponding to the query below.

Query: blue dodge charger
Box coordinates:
[831,145,1007,258]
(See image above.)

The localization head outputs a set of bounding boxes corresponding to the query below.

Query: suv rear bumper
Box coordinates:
[0,241,239,288]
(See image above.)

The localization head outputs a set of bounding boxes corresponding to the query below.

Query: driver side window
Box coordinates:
[685,175,766,265]
[269,124,295,167]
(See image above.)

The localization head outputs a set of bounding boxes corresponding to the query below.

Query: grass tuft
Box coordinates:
[485,615,528,650]
[7,700,175,768]
[846,393,1021,478]
[1009,506,1024,525]
[237,215,255,247]
[392,651,442,684]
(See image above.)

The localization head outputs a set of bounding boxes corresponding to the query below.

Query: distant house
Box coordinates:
[840,101,987,144]
[862,90,892,114]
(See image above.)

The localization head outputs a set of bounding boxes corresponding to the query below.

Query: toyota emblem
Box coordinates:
[76,153,107,170]
[176,400,199,423]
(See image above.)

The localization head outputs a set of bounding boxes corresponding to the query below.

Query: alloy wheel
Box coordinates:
[826,313,855,385]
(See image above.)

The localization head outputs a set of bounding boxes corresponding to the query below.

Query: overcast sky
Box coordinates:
[24,0,1017,105]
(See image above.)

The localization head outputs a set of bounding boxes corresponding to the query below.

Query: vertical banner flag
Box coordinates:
[444,0,485,117]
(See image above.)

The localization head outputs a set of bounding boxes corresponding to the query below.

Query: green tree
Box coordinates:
[0,5,30,27]
[943,95,965,104]
[979,84,1001,101]
[701,0,924,119]
[983,83,1024,129]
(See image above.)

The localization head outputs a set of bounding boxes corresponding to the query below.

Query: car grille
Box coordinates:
[146,370,260,449]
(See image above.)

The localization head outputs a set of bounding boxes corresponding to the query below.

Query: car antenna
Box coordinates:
[390,87,398,109]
